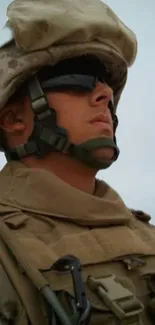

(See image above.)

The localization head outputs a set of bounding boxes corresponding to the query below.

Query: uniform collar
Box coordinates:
[0,161,132,226]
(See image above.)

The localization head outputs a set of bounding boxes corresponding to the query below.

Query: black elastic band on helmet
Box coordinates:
[41,74,98,92]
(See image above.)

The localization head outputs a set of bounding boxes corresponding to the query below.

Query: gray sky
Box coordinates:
[0,1,155,221]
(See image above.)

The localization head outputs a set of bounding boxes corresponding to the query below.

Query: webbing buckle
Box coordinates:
[88,274,143,320]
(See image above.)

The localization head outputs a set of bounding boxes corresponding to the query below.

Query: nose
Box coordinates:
[89,81,113,107]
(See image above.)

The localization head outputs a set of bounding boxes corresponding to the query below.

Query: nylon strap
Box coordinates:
[71,137,119,169]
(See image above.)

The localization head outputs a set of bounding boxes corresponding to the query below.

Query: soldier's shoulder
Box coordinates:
[130,209,151,223]
[0,263,18,324]
[0,263,28,324]
[130,208,155,229]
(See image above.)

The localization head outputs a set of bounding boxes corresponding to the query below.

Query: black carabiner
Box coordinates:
[52,255,91,325]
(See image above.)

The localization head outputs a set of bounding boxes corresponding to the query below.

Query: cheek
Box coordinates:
[58,105,86,142]
[107,109,113,126]
[48,92,86,130]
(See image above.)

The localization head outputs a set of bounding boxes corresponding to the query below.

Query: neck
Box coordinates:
[23,152,98,194]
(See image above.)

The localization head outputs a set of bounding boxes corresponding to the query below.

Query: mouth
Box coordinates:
[89,114,113,136]
[90,114,110,125]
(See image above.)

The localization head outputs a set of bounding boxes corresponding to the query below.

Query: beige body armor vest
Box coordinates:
[0,162,155,325]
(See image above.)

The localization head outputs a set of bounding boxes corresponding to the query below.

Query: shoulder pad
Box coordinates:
[0,264,17,323]
[130,209,151,222]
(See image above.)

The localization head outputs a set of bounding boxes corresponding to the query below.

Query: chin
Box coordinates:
[93,147,115,161]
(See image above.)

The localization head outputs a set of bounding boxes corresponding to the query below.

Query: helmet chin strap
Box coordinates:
[70,137,119,169]
[5,75,120,169]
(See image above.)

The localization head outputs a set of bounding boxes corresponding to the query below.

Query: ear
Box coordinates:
[0,104,26,134]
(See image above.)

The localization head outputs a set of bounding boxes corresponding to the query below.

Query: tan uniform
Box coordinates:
[0,1,146,324]
[0,161,154,325]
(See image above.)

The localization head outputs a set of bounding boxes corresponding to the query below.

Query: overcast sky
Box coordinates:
[0,1,155,221]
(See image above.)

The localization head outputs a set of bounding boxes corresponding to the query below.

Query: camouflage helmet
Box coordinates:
[0,0,137,169]
[0,0,137,110]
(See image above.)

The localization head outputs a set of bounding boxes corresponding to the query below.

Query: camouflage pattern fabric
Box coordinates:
[0,0,137,110]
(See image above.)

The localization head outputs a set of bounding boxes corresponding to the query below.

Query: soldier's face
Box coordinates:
[46,81,114,161]
[0,80,115,163]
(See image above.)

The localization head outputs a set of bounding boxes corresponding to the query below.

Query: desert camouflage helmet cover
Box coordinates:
[0,0,137,110]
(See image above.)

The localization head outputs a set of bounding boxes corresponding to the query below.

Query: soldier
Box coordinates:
[0,0,154,324]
